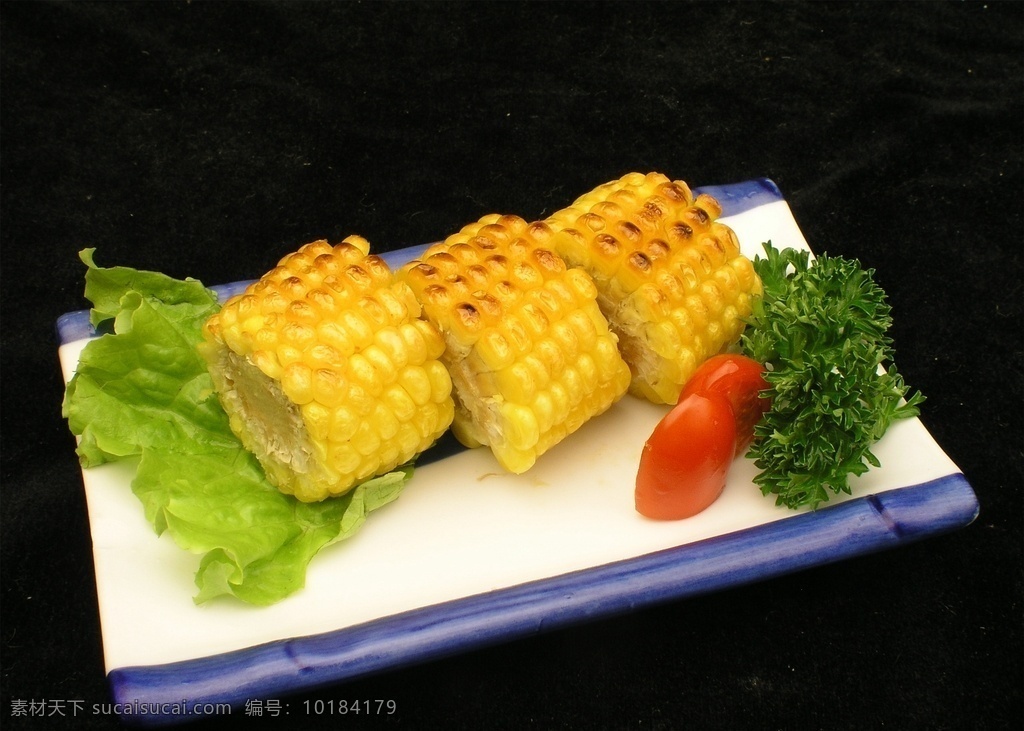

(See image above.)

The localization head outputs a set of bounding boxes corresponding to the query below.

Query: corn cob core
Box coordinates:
[200,235,455,502]
[399,215,632,474]
[544,172,763,404]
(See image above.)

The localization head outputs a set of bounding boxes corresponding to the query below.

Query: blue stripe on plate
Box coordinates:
[55,178,784,346]
[108,473,977,727]
[696,177,784,216]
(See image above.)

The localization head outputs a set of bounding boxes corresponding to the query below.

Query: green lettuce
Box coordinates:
[61,250,411,605]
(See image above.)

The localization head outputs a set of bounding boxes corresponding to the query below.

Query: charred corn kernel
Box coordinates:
[200,236,454,502]
[545,172,763,404]
[399,215,631,474]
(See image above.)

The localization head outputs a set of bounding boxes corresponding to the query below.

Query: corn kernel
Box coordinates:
[700,279,726,317]
[551,319,579,357]
[561,366,584,407]
[358,295,390,328]
[576,353,597,386]
[495,361,537,403]
[373,328,408,370]
[327,404,360,443]
[567,309,597,350]
[399,364,432,406]
[282,321,316,348]
[547,381,569,420]
[685,293,709,334]
[325,446,359,478]
[371,402,399,441]
[500,316,532,355]
[280,363,314,405]
[551,227,589,264]
[350,421,382,457]
[519,302,550,336]
[647,320,681,358]
[593,201,625,222]
[362,344,397,384]
[475,329,515,371]
[312,367,347,408]
[398,322,428,364]
[302,401,332,443]
[353,459,378,483]
[501,402,540,451]
[306,343,340,369]
[531,391,555,435]
[395,422,421,456]
[534,338,565,374]
[376,286,412,324]
[412,402,444,439]
[522,352,550,392]
[564,268,598,300]
[495,446,533,474]
[377,440,401,473]
[382,383,417,423]
[423,360,452,403]
[251,350,282,380]
[340,310,374,351]
[511,261,542,290]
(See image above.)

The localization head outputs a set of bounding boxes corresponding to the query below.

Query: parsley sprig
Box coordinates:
[742,242,925,510]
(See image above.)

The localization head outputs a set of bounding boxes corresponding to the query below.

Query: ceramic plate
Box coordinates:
[56,179,979,726]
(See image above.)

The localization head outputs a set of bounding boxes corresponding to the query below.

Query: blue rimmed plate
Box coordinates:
[56,179,978,726]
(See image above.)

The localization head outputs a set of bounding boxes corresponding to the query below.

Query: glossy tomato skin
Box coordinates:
[635,392,737,520]
[679,353,770,456]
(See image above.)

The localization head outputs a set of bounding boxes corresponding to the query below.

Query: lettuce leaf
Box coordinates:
[62,253,233,466]
[62,250,411,605]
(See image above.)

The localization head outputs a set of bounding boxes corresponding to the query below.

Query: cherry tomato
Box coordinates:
[635,392,737,520]
[679,353,770,456]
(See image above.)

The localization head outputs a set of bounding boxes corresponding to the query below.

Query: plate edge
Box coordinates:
[106,472,978,726]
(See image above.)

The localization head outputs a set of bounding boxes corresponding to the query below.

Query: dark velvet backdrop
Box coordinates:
[2,2,1021,729]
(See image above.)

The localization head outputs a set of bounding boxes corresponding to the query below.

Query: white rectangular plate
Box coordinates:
[56,179,978,726]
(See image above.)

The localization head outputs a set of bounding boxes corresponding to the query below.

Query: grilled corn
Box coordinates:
[399,215,632,473]
[200,236,455,502]
[544,172,762,404]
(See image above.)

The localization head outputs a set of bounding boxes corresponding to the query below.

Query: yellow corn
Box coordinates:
[544,172,762,404]
[200,235,455,502]
[399,215,631,473]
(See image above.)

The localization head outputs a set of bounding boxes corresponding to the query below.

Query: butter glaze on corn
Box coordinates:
[200,236,454,502]
[545,172,762,404]
[399,215,632,474]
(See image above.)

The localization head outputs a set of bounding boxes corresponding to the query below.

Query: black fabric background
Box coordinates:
[2,2,1021,729]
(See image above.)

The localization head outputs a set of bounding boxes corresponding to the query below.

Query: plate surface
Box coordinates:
[56,179,979,726]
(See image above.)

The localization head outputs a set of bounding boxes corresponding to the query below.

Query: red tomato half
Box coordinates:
[635,392,737,520]
[679,353,770,456]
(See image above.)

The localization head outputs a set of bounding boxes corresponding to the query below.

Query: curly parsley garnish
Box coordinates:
[742,242,925,510]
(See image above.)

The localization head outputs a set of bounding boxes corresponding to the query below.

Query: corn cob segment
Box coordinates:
[545,172,762,404]
[399,215,632,474]
[200,236,455,502]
